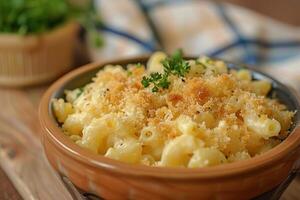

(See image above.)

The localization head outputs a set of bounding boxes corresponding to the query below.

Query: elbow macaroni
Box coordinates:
[188,148,227,168]
[160,134,203,167]
[139,126,165,160]
[244,113,281,139]
[147,51,166,73]
[105,139,142,164]
[53,52,294,168]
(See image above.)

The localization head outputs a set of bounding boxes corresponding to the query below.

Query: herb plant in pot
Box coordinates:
[0,0,100,87]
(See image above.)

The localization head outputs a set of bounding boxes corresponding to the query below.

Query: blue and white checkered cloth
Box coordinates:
[90,0,300,91]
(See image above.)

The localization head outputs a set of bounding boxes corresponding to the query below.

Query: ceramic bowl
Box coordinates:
[39,57,300,200]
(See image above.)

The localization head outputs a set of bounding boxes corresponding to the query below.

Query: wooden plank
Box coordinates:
[0,89,72,200]
[0,167,22,200]
[282,176,300,200]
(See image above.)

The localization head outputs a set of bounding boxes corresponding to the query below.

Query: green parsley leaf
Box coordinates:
[157,74,170,89]
[141,49,190,92]
[141,76,150,87]
[160,49,190,78]
[0,0,103,47]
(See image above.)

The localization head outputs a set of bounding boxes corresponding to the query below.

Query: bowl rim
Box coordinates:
[39,55,300,179]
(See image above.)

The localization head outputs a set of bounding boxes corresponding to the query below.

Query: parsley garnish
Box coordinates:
[0,0,103,47]
[161,49,190,77]
[141,73,170,92]
[141,49,190,92]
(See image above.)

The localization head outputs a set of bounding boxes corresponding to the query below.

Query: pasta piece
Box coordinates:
[214,60,228,74]
[65,88,83,103]
[250,80,271,96]
[243,131,265,156]
[187,60,206,76]
[236,69,251,81]
[244,114,281,139]
[105,139,142,164]
[140,155,156,166]
[122,100,145,121]
[194,112,216,129]
[160,134,203,167]
[69,135,81,142]
[188,148,227,168]
[273,109,295,137]
[176,115,199,136]
[79,116,116,153]
[227,151,251,162]
[139,126,164,160]
[52,98,73,123]
[197,57,227,75]
[102,65,126,75]
[62,112,92,135]
[147,51,167,73]
[212,120,231,143]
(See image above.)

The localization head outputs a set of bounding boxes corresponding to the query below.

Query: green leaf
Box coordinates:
[161,49,190,77]
[141,49,190,92]
[141,77,150,87]
[0,0,103,47]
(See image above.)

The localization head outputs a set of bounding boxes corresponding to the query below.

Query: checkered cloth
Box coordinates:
[90,0,300,91]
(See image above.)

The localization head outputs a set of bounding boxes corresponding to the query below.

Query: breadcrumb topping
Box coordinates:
[52,52,294,168]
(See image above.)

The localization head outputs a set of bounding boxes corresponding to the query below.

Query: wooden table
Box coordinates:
[0,88,73,200]
[0,168,21,200]
[1,1,300,199]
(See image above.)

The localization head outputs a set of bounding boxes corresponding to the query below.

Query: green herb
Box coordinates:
[161,49,190,77]
[0,0,102,47]
[0,0,69,34]
[141,49,190,92]
[141,72,170,92]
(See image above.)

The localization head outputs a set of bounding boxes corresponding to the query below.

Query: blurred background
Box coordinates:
[223,0,300,26]
[0,0,300,89]
[0,0,299,200]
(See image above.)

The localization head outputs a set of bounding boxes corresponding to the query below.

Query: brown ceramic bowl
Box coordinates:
[39,56,300,200]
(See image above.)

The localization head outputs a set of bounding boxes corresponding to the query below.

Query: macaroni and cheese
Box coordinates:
[53,51,294,168]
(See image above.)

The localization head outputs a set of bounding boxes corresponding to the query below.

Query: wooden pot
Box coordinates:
[0,22,79,87]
